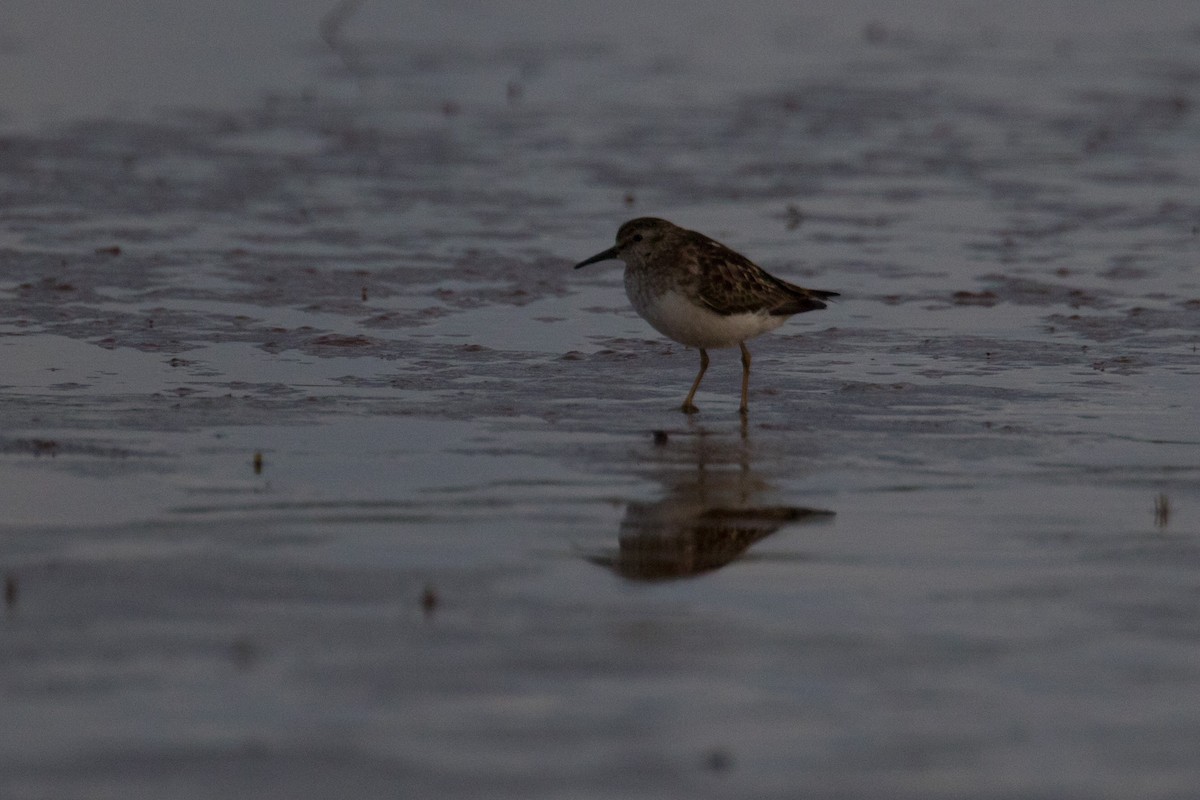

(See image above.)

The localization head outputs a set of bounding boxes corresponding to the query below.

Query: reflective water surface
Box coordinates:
[2,1,1200,797]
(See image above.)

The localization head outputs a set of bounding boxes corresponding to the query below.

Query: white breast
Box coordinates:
[628,289,786,349]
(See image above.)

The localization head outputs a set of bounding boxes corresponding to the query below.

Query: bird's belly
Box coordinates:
[629,289,785,349]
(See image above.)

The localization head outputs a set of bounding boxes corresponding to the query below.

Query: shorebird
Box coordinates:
[575,217,837,414]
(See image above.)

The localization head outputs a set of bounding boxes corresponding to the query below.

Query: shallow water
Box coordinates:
[2,1,1200,797]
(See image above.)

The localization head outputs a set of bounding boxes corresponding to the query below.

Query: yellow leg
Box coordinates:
[739,342,751,415]
[681,348,709,414]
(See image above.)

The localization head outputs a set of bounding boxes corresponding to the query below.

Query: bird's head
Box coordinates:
[574,217,678,269]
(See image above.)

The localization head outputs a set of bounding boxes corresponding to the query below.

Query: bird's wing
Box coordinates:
[683,231,836,317]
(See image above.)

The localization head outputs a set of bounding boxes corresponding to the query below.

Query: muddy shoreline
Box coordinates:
[3,2,1200,797]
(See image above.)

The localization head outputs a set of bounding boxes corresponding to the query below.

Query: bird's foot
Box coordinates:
[680,402,700,414]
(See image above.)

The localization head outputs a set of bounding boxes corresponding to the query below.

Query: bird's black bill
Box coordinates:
[573,245,620,269]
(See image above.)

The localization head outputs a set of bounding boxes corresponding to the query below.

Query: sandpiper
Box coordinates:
[575,217,837,415]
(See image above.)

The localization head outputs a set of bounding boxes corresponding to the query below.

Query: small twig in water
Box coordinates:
[1154,493,1170,528]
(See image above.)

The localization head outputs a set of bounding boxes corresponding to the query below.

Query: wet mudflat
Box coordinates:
[2,2,1200,797]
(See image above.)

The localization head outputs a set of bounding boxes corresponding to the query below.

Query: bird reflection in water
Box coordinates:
[588,424,833,581]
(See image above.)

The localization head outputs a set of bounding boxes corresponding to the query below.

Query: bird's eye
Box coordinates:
[632,234,643,242]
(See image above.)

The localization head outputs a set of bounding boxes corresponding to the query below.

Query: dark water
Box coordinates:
[2,2,1199,797]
